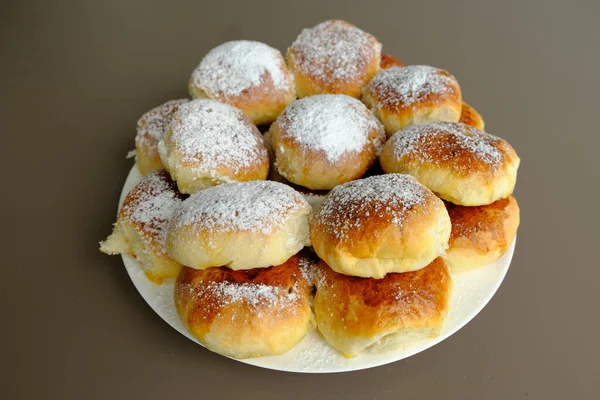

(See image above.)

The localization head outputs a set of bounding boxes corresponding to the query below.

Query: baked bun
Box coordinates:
[380,53,404,69]
[134,99,189,176]
[166,180,311,270]
[459,101,485,130]
[158,99,269,194]
[314,257,452,357]
[310,174,451,278]
[362,65,462,136]
[286,20,382,98]
[270,94,385,190]
[444,195,519,272]
[175,254,312,359]
[189,41,295,125]
[380,122,520,206]
[100,170,183,283]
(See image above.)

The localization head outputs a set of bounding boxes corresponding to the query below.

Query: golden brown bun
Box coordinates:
[100,170,183,284]
[270,94,385,190]
[286,20,382,98]
[158,99,269,194]
[166,180,311,270]
[362,65,462,137]
[310,174,451,278]
[175,254,313,359]
[188,41,295,125]
[134,99,189,175]
[444,195,519,272]
[459,101,485,130]
[314,257,452,357]
[380,122,520,206]
[380,53,404,69]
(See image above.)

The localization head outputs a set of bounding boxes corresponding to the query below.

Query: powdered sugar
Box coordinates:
[200,281,298,308]
[366,65,457,107]
[171,180,310,235]
[164,99,267,175]
[191,40,291,97]
[136,99,189,146]
[122,171,182,253]
[298,255,316,286]
[390,122,503,168]
[315,174,429,240]
[276,95,383,162]
[288,20,381,83]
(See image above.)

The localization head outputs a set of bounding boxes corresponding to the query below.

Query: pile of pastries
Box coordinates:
[100,20,520,359]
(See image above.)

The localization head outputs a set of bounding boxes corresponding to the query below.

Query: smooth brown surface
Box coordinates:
[1,0,598,399]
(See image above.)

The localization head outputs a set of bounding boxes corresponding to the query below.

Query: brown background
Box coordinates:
[1,0,598,398]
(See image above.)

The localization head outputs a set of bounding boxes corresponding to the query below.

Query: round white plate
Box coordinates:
[119,164,516,373]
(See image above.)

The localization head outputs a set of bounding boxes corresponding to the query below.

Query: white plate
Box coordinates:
[119,164,516,373]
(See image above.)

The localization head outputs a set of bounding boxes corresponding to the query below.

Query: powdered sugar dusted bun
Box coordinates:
[159,99,269,194]
[310,174,451,279]
[459,101,485,130]
[100,170,184,284]
[287,20,382,98]
[175,254,312,359]
[189,41,295,125]
[135,99,189,175]
[314,257,452,357]
[380,53,404,69]
[166,180,311,270]
[362,65,462,136]
[380,122,520,206]
[270,95,385,190]
[444,195,519,273]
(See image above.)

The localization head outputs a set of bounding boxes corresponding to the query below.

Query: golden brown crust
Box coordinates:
[176,256,309,325]
[459,101,485,130]
[189,76,295,127]
[134,99,189,175]
[380,53,404,69]
[444,195,520,272]
[188,41,295,125]
[100,170,184,283]
[269,95,385,190]
[389,125,509,178]
[271,126,383,190]
[362,66,462,136]
[310,174,451,278]
[380,122,520,206]
[159,100,270,194]
[286,20,382,98]
[314,257,452,356]
[366,68,461,115]
[118,171,184,248]
[174,254,312,358]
